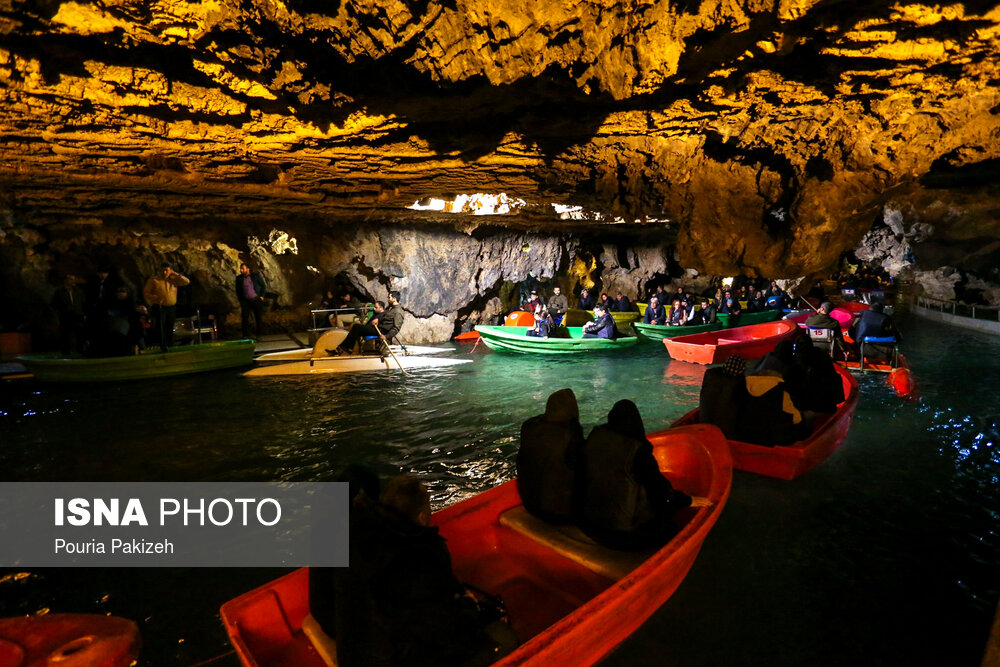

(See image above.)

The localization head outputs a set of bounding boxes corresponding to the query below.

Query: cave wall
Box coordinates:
[0,212,684,344]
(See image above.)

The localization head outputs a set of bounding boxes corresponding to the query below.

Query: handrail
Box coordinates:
[308,306,373,332]
[913,295,1000,322]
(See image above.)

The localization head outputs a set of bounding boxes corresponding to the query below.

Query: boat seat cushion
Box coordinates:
[862,336,896,344]
[301,613,338,667]
[498,506,652,580]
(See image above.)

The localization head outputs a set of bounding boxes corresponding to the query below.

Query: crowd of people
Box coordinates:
[48,260,271,358]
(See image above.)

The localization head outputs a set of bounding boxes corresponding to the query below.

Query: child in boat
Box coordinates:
[517,388,585,523]
[577,400,694,551]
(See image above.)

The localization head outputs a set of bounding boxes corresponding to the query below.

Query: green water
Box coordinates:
[1,314,998,666]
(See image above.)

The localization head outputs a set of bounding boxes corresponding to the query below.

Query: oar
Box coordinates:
[799,296,820,313]
[373,323,408,375]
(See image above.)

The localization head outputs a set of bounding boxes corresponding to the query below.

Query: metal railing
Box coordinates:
[914,295,1000,322]
[308,306,374,332]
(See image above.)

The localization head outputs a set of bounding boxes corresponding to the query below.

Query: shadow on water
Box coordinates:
[1,316,998,665]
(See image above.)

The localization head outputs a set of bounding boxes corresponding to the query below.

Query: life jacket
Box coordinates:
[517,413,584,523]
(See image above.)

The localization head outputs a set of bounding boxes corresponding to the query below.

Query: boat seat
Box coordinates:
[860,336,897,370]
[715,338,742,344]
[360,334,400,354]
[498,506,652,581]
[301,614,338,667]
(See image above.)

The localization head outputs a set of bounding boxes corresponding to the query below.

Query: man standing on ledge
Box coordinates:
[235,262,268,340]
[143,262,190,351]
[331,291,404,356]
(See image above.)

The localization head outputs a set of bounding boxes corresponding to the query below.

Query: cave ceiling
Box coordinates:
[1,0,999,277]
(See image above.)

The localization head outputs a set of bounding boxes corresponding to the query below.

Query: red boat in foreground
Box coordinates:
[0,613,140,667]
[663,319,799,365]
[220,425,733,667]
[668,365,859,480]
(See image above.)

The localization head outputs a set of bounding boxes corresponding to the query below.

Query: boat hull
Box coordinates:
[633,321,723,341]
[244,354,472,376]
[715,309,781,328]
[662,319,799,365]
[17,340,256,382]
[563,309,641,328]
[475,326,638,354]
[220,424,732,667]
[669,365,859,479]
[0,613,140,667]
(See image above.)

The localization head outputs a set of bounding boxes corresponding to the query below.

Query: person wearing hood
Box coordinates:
[517,388,585,524]
[581,304,617,339]
[335,475,516,667]
[577,400,698,551]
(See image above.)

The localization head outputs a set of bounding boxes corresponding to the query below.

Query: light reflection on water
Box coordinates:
[0,315,998,666]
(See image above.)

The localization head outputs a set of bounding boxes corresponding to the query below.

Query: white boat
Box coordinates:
[244,329,471,376]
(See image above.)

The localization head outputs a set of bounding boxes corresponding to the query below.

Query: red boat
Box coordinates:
[0,613,140,667]
[668,364,859,480]
[662,319,799,365]
[220,425,733,667]
[455,311,536,341]
[786,307,854,329]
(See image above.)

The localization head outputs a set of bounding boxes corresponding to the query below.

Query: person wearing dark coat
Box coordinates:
[849,302,900,360]
[698,355,749,441]
[788,337,845,414]
[582,305,617,339]
[51,277,87,355]
[577,288,595,310]
[747,290,766,312]
[613,292,632,313]
[577,400,693,551]
[235,262,268,340]
[688,298,718,326]
[333,292,404,355]
[598,292,616,312]
[719,290,741,315]
[524,308,554,338]
[643,296,666,325]
[517,389,585,524]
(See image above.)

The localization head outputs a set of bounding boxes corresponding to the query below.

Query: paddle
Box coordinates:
[799,296,820,313]
[373,323,408,375]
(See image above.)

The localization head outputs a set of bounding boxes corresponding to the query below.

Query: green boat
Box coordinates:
[632,321,724,341]
[17,340,257,382]
[716,309,781,328]
[474,326,638,354]
[563,308,642,328]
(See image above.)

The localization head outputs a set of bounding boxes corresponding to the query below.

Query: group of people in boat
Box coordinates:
[325,292,405,357]
[309,390,707,666]
[698,337,846,447]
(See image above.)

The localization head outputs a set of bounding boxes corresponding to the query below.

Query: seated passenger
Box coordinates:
[582,304,617,338]
[599,292,616,312]
[517,388,585,524]
[577,400,693,551]
[668,299,686,326]
[747,289,766,312]
[805,301,845,350]
[613,291,632,313]
[337,475,515,667]
[547,286,568,325]
[688,297,718,326]
[577,288,595,310]
[521,290,543,314]
[740,347,805,447]
[789,337,845,415]
[764,291,788,310]
[525,308,554,338]
[643,296,666,325]
[698,355,749,441]
[849,302,900,359]
[719,290,741,315]
[331,292,403,356]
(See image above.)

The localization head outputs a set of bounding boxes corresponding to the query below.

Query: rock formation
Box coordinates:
[2,0,1000,328]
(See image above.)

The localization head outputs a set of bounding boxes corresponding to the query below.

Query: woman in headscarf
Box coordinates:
[577,400,692,551]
